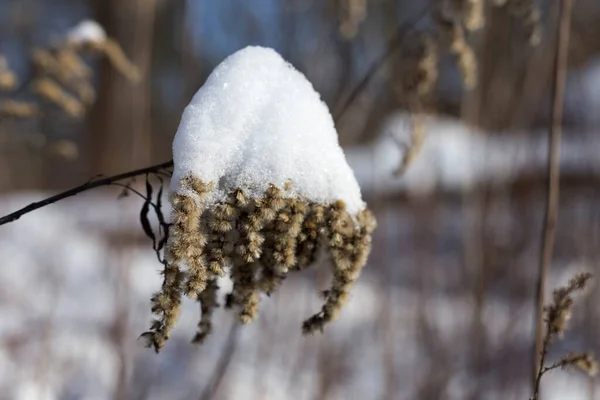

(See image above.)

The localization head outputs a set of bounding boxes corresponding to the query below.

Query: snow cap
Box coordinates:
[171,46,365,214]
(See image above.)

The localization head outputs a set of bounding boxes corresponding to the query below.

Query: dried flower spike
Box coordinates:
[31,78,86,118]
[532,272,595,400]
[144,46,376,351]
[0,100,39,118]
[560,352,598,377]
[544,272,592,338]
[433,7,478,90]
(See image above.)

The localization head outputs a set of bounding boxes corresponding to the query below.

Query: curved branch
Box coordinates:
[0,159,174,227]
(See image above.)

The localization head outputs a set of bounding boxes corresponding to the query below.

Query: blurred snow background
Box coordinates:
[3,106,600,398]
[2,0,600,399]
[1,188,598,400]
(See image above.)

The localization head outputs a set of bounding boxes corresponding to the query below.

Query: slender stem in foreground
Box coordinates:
[0,160,174,227]
[532,0,573,396]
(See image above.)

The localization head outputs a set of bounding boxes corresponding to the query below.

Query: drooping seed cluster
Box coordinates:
[392,0,544,178]
[29,37,140,118]
[140,176,213,351]
[142,175,376,352]
[302,200,376,334]
[433,5,479,91]
[544,272,593,339]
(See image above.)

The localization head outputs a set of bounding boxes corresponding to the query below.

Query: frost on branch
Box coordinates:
[142,46,376,352]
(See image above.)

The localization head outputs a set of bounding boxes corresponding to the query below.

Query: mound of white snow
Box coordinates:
[171,46,365,214]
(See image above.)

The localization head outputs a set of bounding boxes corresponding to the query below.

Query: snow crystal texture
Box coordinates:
[171,46,365,214]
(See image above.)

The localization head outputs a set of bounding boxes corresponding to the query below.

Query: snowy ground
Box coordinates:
[347,112,600,197]
[0,191,597,400]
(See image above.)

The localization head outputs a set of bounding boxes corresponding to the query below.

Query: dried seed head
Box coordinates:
[545,272,593,338]
[0,54,18,90]
[31,48,96,106]
[560,352,598,377]
[141,262,185,353]
[85,38,141,83]
[31,78,86,117]
[0,100,40,118]
[302,203,376,334]
[192,279,220,344]
[432,4,478,91]
[146,179,375,349]
[232,189,248,207]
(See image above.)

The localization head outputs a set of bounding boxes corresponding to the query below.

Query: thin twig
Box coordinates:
[109,182,149,201]
[0,160,174,226]
[532,322,552,400]
[532,0,573,397]
[333,3,432,124]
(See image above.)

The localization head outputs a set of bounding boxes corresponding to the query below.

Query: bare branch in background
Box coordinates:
[333,3,431,124]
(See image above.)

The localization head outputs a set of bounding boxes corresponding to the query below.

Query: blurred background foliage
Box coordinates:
[2,1,600,399]
[3,0,599,190]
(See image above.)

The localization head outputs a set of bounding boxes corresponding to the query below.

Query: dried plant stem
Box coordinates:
[532,0,573,396]
[0,160,174,226]
[532,328,552,399]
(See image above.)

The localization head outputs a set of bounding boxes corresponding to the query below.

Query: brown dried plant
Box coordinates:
[391,0,482,179]
[141,176,376,353]
[390,0,544,178]
[0,99,39,118]
[531,272,597,400]
[77,38,141,83]
[0,21,139,163]
[0,21,139,121]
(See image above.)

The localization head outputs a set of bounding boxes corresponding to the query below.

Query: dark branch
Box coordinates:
[0,159,174,227]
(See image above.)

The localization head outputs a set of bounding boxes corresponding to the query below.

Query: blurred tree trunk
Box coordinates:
[85,3,158,400]
[150,0,199,164]
[86,0,157,176]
